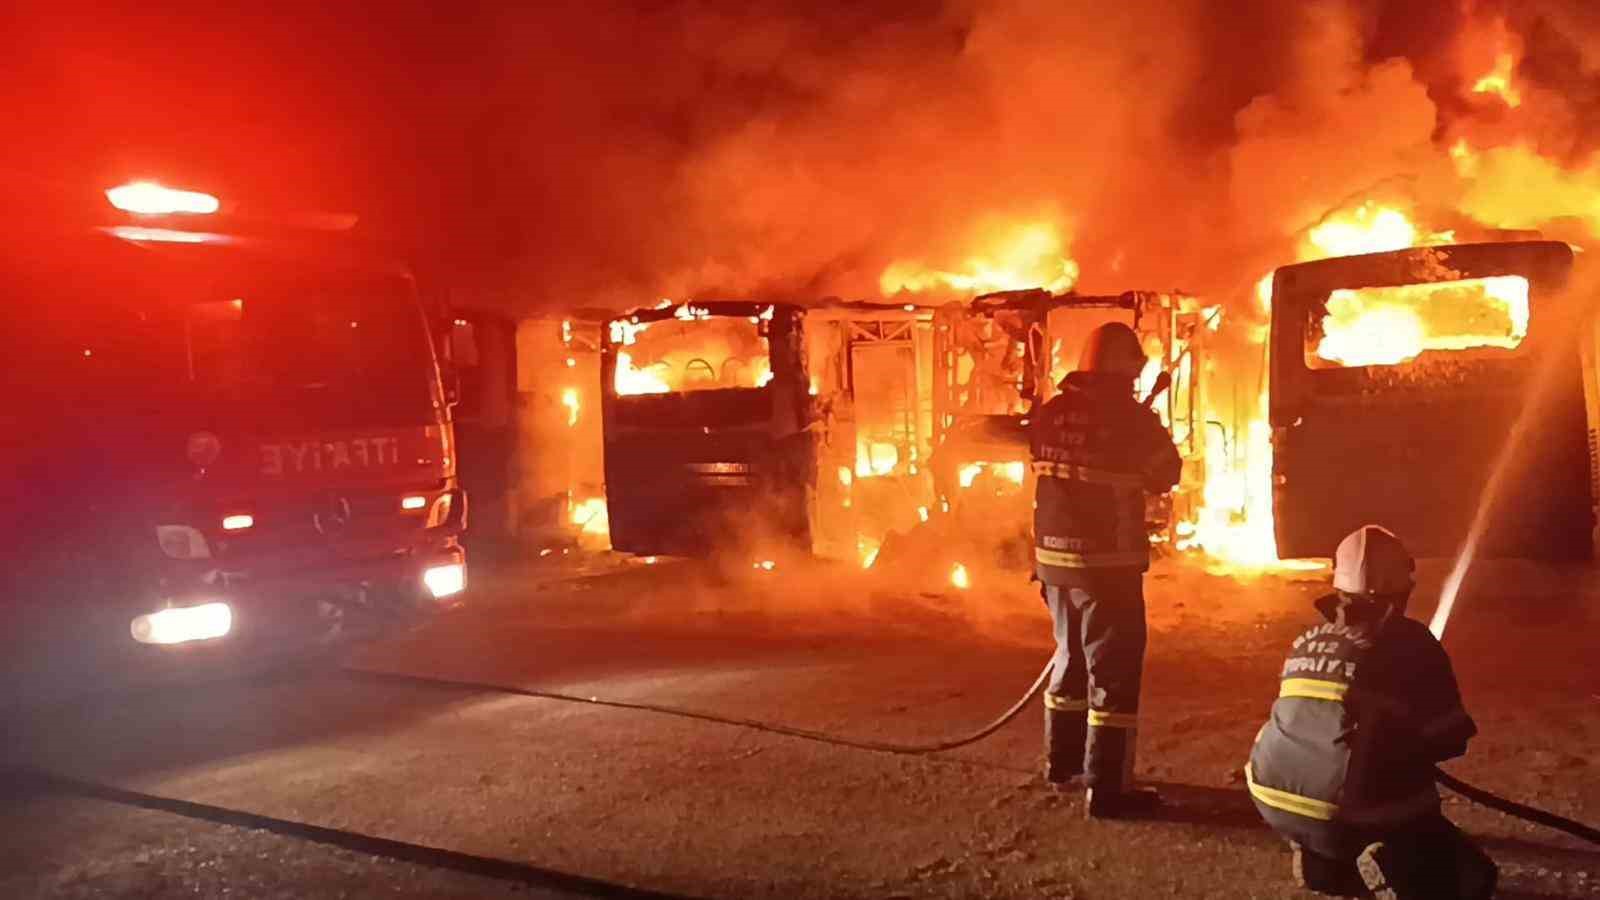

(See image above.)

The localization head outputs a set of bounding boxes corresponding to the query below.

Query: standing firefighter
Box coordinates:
[1248,525,1495,899]
[1032,322,1180,819]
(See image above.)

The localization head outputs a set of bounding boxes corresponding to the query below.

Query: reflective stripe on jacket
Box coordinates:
[1030,371,1180,583]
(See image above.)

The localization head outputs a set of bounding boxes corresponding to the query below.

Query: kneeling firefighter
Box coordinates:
[1247,525,1496,899]
[1032,322,1180,819]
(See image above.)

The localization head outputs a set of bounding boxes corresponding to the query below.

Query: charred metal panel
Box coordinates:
[600,303,812,556]
[1270,241,1590,560]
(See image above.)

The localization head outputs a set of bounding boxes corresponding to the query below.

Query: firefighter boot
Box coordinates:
[1291,843,1365,896]
[1451,838,1498,900]
[1356,842,1419,900]
[1083,719,1161,819]
[1043,704,1086,788]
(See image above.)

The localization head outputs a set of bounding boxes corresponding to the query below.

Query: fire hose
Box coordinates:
[345,659,1055,755]
[345,664,1599,845]
[1433,768,1600,845]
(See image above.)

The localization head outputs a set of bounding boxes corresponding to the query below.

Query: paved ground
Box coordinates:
[2,553,1596,899]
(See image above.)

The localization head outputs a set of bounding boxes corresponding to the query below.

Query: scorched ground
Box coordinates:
[2,553,1595,899]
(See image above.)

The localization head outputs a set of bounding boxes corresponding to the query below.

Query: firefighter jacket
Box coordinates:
[1247,593,1477,830]
[1030,371,1181,583]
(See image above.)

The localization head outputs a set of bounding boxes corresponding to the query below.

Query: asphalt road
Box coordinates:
[2,553,1596,899]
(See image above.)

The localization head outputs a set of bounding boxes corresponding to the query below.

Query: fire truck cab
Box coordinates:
[1,180,467,700]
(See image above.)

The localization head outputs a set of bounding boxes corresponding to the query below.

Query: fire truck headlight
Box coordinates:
[422,563,465,599]
[131,602,232,645]
[106,181,220,215]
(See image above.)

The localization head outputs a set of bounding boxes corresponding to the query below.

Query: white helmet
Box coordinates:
[1332,525,1414,597]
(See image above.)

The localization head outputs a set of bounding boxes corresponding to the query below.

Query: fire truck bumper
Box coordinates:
[1,542,468,708]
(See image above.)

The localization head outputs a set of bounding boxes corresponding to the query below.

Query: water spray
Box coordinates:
[1430,323,1576,639]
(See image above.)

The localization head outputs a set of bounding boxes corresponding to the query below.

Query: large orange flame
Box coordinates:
[880,221,1079,296]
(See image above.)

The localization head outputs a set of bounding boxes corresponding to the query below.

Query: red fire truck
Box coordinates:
[1,178,467,699]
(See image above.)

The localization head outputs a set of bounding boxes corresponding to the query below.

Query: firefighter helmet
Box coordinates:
[1078,323,1148,378]
[1332,525,1414,598]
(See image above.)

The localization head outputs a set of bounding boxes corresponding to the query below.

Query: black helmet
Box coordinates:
[1078,323,1147,378]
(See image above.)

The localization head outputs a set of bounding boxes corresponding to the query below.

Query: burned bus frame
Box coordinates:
[929,289,1207,544]
[599,292,1208,563]
[1268,240,1592,560]
[600,301,813,557]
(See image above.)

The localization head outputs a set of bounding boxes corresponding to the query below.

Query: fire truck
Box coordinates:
[1,178,467,699]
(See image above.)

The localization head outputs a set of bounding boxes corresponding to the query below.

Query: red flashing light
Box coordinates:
[106,181,220,215]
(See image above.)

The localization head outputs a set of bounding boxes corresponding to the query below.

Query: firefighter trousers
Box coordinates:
[1041,568,1147,791]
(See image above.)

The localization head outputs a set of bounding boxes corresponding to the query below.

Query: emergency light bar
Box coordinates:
[106,181,220,215]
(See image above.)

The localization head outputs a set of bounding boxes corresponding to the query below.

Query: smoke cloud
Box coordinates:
[437,0,1597,313]
[14,1,1600,311]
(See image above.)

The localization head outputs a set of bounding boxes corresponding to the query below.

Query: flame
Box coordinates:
[856,441,900,477]
[615,350,672,394]
[1186,204,1455,571]
[1315,276,1529,367]
[561,388,580,427]
[1304,204,1420,258]
[957,461,1026,489]
[859,538,881,569]
[879,221,1079,296]
[949,562,970,590]
[610,314,772,396]
[570,496,609,537]
[1472,52,1521,108]
[1452,141,1600,237]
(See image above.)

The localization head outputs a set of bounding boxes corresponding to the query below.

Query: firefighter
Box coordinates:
[1031,321,1180,819]
[1247,525,1496,899]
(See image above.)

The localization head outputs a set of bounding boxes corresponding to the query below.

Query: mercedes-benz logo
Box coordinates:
[312,494,353,536]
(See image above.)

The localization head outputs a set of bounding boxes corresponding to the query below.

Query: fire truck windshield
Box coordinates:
[5,236,438,431]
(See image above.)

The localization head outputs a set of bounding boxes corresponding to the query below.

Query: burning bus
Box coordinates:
[1268,240,1592,560]
[1,179,467,698]
[599,298,949,561]
[599,289,1210,571]
[870,288,1209,572]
